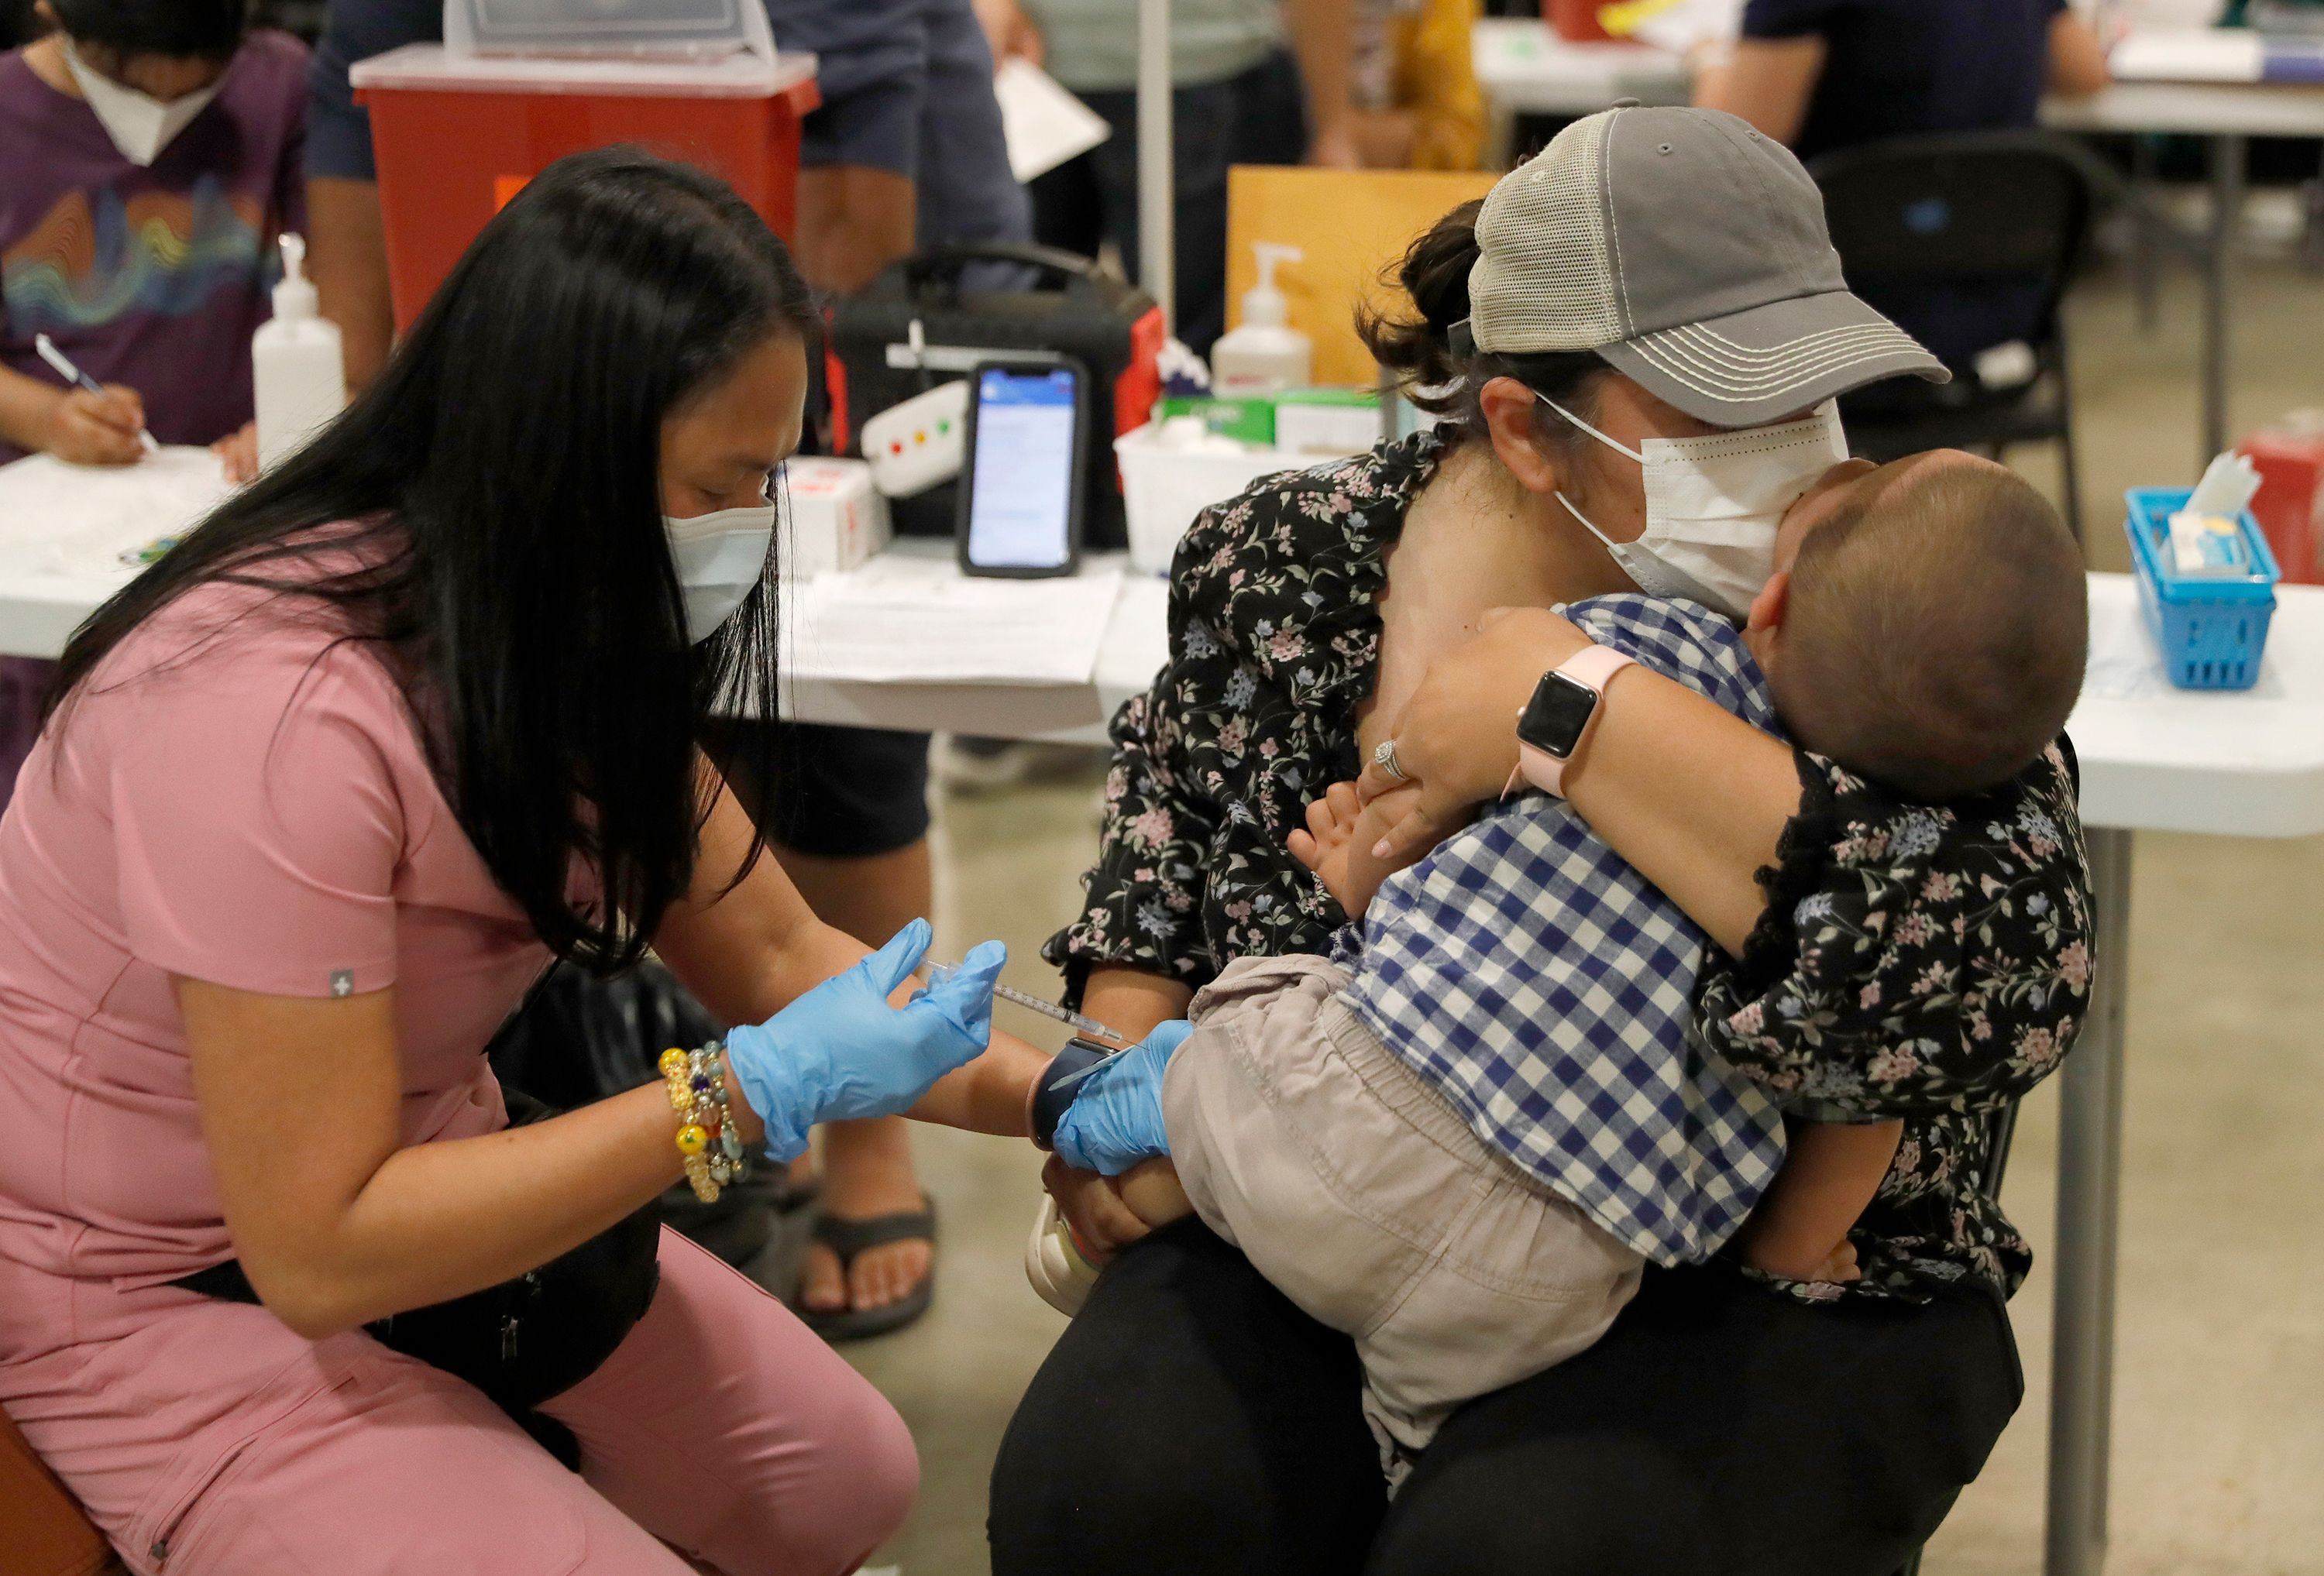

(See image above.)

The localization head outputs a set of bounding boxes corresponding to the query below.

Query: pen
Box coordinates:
[33,332,159,455]
[921,960,1126,1046]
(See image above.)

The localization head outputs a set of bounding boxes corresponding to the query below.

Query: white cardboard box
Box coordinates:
[784,457,892,579]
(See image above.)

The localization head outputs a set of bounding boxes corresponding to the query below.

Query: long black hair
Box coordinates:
[46,147,816,974]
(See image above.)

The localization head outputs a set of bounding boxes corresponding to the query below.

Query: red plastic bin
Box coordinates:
[2240,421,2324,586]
[351,45,820,333]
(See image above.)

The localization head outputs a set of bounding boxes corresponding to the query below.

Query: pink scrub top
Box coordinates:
[0,568,558,1293]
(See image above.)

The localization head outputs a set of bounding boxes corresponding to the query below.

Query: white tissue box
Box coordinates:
[784,458,891,579]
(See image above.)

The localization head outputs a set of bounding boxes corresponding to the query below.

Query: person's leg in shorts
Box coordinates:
[785,0,930,295]
[912,0,1034,273]
[761,0,1034,1333]
[710,717,942,1333]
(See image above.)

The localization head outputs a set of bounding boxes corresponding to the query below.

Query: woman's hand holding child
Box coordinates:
[1356,606,1593,864]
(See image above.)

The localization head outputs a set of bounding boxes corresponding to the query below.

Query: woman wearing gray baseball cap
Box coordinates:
[996,104,2083,1574]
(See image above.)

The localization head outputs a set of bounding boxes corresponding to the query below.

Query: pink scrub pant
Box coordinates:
[0,1229,917,1576]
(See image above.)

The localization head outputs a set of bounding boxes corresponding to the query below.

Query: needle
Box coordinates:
[33,333,159,455]
[921,960,1126,1046]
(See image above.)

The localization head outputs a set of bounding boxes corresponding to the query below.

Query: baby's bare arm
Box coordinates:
[1731,1118,1903,1282]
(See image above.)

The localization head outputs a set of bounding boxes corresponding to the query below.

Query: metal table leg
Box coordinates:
[2046,826,2133,1576]
[1136,0,1174,338]
[2202,135,2247,462]
[2131,137,2160,335]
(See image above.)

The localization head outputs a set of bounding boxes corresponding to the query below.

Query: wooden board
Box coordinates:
[1223,166,1499,386]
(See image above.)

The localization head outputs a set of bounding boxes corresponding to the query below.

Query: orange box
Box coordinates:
[351,46,818,332]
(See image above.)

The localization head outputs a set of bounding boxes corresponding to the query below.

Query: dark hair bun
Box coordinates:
[1356,198,1483,397]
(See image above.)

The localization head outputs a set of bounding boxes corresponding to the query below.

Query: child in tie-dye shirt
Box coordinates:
[0,0,305,809]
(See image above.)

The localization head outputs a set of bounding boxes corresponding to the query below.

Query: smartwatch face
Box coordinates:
[1517,671,1601,761]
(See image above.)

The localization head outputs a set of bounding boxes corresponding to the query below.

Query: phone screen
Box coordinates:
[964,366,1080,572]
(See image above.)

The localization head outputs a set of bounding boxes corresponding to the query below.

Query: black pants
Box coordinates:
[988,1221,2023,1576]
[1030,51,1308,356]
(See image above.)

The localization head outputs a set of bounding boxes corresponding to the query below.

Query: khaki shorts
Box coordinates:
[1164,955,1645,1478]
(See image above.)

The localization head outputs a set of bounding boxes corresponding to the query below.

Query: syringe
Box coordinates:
[922,960,1124,1046]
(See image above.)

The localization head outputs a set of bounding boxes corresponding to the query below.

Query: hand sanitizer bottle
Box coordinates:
[1210,242,1312,396]
[253,233,346,472]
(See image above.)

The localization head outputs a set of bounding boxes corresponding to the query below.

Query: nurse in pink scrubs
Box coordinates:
[0,148,1051,1576]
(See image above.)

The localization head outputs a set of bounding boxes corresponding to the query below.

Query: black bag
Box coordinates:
[170,1088,662,1470]
[486,961,777,1269]
[827,242,1164,548]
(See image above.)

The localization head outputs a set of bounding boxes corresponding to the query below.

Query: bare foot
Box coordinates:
[1114,1156,1195,1230]
[797,1118,930,1316]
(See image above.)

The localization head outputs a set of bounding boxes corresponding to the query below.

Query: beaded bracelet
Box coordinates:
[658,1043,751,1204]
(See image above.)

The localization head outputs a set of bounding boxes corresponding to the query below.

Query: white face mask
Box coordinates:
[663,498,777,644]
[61,39,224,167]
[1538,396,1848,620]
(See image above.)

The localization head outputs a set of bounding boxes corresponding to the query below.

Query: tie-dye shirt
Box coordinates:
[0,31,307,464]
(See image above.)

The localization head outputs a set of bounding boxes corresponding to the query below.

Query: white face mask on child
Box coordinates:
[61,39,223,167]
[1537,396,1849,620]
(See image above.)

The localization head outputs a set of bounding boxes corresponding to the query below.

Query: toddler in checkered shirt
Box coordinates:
[1055,452,2085,1481]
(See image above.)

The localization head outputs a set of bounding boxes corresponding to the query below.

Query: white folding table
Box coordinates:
[2045,572,2324,1576]
[1469,18,1690,164]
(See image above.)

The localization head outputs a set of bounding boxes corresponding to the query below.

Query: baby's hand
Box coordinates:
[1291,781,1434,920]
[1288,781,1363,912]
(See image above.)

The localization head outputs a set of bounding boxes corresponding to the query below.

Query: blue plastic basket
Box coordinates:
[2123,486,2281,691]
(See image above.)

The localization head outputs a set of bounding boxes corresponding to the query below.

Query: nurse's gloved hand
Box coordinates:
[1051,1019,1193,1176]
[725,919,1004,1164]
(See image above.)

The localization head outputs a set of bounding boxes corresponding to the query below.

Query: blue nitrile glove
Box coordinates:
[725,919,1005,1163]
[1050,1019,1194,1176]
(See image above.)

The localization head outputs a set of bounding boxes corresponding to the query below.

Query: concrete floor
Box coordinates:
[835,254,2324,1575]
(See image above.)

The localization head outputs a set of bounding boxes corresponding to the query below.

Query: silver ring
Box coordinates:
[1372,739,1408,782]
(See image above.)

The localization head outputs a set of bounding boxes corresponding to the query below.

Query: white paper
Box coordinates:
[2110,29,2265,84]
[782,553,1122,685]
[992,58,1111,184]
[0,446,235,583]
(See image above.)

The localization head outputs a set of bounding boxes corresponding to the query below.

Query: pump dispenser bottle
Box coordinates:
[253,233,346,472]
[1210,242,1312,394]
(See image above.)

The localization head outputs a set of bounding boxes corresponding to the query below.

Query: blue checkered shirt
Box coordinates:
[1339,596,1787,1266]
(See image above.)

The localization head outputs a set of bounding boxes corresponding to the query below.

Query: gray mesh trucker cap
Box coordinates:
[1467,105,1946,426]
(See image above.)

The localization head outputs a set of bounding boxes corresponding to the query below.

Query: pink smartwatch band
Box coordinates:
[1514,644,1637,798]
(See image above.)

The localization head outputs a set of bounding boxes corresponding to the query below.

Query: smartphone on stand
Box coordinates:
[957,357,1090,579]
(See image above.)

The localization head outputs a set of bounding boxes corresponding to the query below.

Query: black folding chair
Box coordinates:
[1810,132,2100,540]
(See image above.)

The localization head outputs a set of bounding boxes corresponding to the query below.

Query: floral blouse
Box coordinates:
[1043,431,2094,1303]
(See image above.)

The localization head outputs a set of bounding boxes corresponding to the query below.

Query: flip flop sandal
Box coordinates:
[798,1195,937,1343]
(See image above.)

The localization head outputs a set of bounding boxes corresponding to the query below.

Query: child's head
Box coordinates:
[36,0,249,100]
[1745,451,2087,800]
